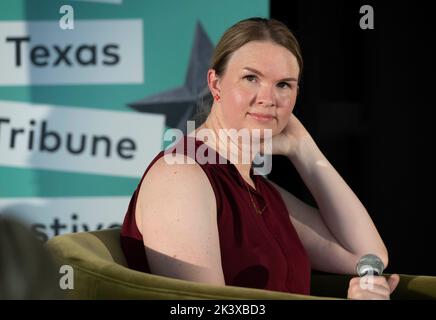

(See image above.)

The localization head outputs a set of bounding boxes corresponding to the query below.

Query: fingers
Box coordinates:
[348,276,394,300]
[387,274,400,293]
[349,275,391,290]
[348,283,390,299]
[348,290,389,300]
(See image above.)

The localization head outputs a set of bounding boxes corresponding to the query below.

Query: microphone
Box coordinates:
[356,254,385,277]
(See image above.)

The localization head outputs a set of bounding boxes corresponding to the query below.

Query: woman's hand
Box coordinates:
[268,113,312,156]
[347,274,400,300]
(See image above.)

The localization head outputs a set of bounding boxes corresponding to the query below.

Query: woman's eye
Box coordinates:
[244,75,257,82]
[277,82,291,89]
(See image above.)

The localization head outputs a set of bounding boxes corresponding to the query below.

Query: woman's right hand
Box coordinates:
[347,274,400,300]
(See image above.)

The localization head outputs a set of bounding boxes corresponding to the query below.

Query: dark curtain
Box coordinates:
[270,0,434,276]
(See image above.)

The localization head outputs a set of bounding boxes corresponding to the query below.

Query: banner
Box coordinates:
[0,20,143,85]
[0,0,269,239]
[0,101,164,176]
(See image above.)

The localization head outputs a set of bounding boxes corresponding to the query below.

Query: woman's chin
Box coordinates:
[245,122,279,134]
[244,127,279,140]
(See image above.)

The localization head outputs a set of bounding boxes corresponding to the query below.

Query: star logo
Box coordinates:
[128,21,214,134]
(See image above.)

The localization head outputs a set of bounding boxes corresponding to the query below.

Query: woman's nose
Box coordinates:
[256,84,275,107]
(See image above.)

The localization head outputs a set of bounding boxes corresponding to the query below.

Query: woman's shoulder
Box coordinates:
[143,135,207,179]
[146,152,209,182]
[134,135,222,214]
[138,148,217,207]
[134,150,217,232]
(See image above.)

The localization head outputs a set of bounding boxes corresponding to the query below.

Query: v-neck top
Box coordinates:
[120,135,311,295]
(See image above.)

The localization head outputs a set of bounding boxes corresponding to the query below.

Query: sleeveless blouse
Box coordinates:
[120,136,311,295]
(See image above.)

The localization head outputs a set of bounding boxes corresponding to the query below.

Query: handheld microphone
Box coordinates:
[356,254,385,277]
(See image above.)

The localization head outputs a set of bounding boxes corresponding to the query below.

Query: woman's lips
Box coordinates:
[248,112,275,122]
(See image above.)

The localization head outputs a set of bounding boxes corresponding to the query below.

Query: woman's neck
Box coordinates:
[193,114,254,185]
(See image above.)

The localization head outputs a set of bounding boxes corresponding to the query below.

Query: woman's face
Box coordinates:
[211,40,300,136]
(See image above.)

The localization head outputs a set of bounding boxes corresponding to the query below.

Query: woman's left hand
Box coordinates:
[268,113,312,157]
[347,274,400,300]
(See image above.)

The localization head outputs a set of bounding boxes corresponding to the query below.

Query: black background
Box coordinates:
[269,0,434,276]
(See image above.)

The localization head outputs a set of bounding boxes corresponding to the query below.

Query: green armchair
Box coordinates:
[45,228,436,300]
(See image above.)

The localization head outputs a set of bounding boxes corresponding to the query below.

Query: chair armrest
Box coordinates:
[311,272,436,300]
[390,273,436,300]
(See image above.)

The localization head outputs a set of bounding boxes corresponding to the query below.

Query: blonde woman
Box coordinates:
[121,17,399,299]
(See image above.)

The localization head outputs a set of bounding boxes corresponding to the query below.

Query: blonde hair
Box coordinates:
[211,17,303,78]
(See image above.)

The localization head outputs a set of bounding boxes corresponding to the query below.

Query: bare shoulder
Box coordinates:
[133,153,224,284]
[141,153,213,195]
[135,153,216,231]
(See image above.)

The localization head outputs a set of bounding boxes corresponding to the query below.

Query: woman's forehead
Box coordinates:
[226,41,299,76]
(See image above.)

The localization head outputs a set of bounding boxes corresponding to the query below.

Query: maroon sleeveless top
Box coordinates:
[120,136,311,295]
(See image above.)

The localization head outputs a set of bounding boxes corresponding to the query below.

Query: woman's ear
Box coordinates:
[207,69,221,99]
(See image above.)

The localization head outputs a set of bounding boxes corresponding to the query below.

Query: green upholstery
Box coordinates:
[45,228,436,300]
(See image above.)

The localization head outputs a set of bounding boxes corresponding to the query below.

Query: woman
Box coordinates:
[121,17,399,299]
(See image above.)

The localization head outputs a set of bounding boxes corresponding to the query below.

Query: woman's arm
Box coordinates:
[289,135,387,266]
[269,113,399,298]
[135,154,226,285]
[271,133,388,274]
[270,179,360,274]
[268,113,388,274]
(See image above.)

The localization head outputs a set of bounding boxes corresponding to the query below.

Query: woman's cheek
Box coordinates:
[220,104,243,130]
[227,91,248,119]
[231,89,248,109]
[277,109,292,131]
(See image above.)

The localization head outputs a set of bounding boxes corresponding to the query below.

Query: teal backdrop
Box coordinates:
[0,0,269,240]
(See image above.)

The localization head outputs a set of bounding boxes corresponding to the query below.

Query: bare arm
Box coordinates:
[270,135,388,274]
[135,154,225,285]
[270,180,359,274]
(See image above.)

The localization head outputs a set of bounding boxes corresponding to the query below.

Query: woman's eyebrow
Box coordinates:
[242,67,298,82]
